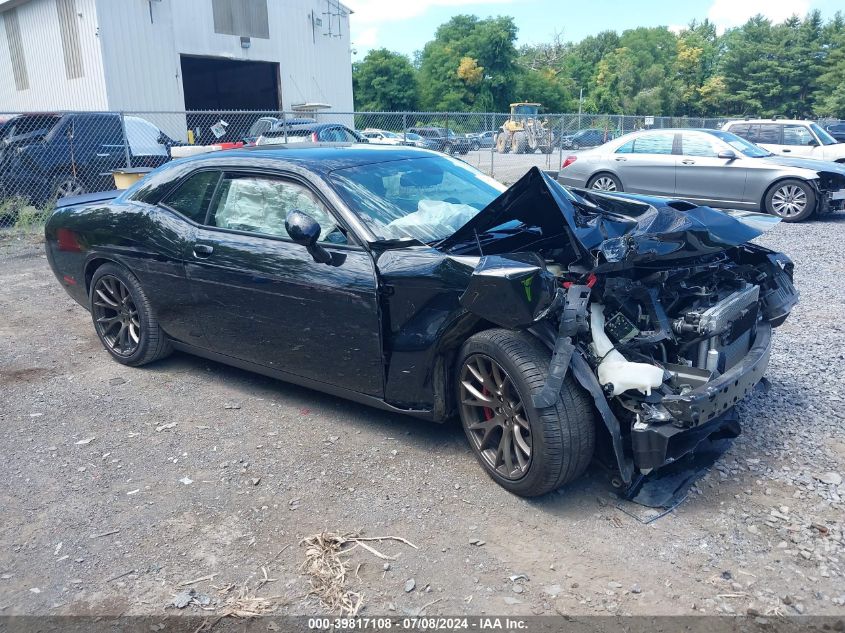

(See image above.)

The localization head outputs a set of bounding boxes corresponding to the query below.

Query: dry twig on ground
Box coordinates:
[300,532,418,615]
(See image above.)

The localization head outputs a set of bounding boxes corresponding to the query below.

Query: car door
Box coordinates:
[184,170,384,396]
[674,132,748,207]
[613,132,677,196]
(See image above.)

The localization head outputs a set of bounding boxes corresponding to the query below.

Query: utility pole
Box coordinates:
[578,88,583,130]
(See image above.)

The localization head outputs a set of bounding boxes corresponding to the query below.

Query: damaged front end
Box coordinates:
[446,168,799,486]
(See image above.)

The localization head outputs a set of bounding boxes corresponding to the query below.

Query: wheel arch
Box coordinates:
[84,256,123,296]
[428,314,507,421]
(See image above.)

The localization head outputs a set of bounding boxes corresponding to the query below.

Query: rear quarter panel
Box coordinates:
[45,198,198,342]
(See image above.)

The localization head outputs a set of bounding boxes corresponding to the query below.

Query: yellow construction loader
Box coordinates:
[496,103,555,154]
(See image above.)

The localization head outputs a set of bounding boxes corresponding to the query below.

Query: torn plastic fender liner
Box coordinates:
[458,252,557,329]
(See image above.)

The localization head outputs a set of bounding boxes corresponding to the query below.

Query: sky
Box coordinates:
[344,0,843,58]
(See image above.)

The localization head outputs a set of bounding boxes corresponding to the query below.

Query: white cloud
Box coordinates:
[345,0,514,52]
[706,0,811,31]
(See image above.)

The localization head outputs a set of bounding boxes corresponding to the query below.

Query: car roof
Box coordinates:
[174,145,439,175]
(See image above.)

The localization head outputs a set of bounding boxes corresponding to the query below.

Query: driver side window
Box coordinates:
[206,174,347,244]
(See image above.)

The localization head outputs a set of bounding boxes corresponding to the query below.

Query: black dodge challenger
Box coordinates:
[45,145,799,497]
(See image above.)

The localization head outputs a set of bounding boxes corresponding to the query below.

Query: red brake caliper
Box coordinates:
[482,387,494,421]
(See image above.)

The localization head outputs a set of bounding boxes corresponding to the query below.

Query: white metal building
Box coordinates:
[0,0,354,127]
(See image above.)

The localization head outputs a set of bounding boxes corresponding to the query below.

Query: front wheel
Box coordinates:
[89,263,172,366]
[765,179,815,222]
[456,329,596,497]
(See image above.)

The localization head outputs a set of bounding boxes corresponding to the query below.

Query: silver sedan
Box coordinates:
[557,128,845,222]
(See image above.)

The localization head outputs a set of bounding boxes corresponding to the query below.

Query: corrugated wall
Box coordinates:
[0,0,353,126]
[0,0,108,111]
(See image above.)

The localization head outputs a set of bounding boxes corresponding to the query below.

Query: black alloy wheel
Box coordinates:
[92,275,141,357]
[89,263,172,366]
[460,353,532,480]
[456,329,596,497]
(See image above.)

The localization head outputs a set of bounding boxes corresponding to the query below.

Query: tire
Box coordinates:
[471,142,480,151]
[764,179,816,222]
[455,329,596,497]
[89,263,172,366]
[587,173,623,192]
[496,133,510,154]
[512,131,527,154]
[52,174,86,201]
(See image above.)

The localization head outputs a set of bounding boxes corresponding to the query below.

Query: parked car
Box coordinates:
[557,128,845,222]
[722,119,845,163]
[45,145,797,497]
[406,127,472,154]
[361,129,405,146]
[466,131,496,149]
[243,116,316,144]
[257,122,367,145]
[0,112,176,205]
[404,132,439,150]
[824,122,845,143]
[559,128,616,149]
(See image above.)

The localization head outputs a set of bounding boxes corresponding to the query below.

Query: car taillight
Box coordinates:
[561,155,577,169]
[311,132,319,142]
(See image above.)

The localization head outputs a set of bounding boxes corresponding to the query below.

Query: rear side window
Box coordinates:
[755,124,781,144]
[162,171,221,222]
[632,133,674,155]
[727,124,750,138]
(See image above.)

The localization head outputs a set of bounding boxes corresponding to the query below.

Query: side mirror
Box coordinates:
[285,210,333,265]
[808,139,819,147]
[717,149,737,160]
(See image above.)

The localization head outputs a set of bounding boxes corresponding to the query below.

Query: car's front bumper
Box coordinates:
[630,320,772,472]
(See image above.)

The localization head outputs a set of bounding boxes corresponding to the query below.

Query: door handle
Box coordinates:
[193,244,214,258]
[614,157,627,162]
[782,149,791,153]
[681,159,695,165]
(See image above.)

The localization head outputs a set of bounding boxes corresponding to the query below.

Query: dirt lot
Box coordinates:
[1,213,844,621]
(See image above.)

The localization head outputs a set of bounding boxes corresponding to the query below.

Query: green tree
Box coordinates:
[817,23,845,116]
[417,15,519,111]
[352,48,418,111]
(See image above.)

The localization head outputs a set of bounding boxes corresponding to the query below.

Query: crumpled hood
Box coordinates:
[438,167,767,266]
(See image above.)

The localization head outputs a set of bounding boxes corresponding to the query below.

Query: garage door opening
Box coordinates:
[181,55,280,142]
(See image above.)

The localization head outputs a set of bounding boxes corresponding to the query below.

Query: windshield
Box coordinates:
[708,130,772,157]
[810,123,837,146]
[327,155,506,243]
[2,115,61,141]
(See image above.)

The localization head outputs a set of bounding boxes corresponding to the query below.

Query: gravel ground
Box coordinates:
[0,213,844,620]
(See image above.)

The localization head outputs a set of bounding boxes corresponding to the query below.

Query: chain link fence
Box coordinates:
[0,109,738,231]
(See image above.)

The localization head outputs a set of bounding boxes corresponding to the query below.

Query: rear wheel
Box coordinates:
[765,179,815,222]
[456,329,596,497]
[587,173,622,192]
[89,263,172,366]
